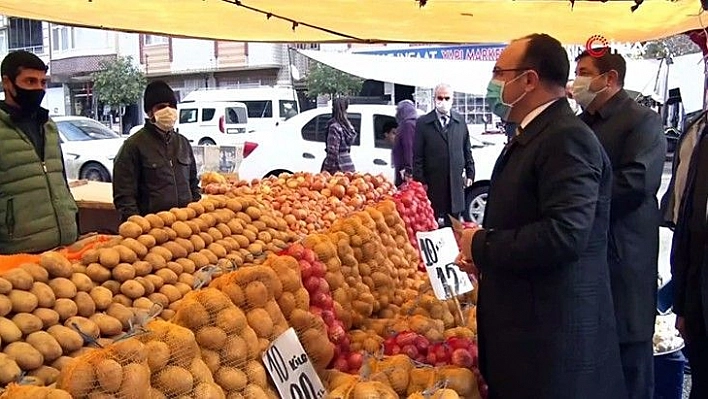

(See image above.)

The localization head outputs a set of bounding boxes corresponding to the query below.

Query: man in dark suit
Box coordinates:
[661,111,708,399]
[574,50,665,399]
[457,33,626,398]
[413,83,475,227]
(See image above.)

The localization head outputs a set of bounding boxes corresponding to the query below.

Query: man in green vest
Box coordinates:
[0,51,78,254]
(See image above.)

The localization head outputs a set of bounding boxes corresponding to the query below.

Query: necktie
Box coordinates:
[441,115,449,129]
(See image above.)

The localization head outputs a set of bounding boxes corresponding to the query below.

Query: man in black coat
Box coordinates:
[457,33,626,398]
[113,81,201,221]
[661,112,708,399]
[574,50,665,399]
[413,83,475,227]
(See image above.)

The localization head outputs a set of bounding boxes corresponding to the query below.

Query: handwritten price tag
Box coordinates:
[416,227,474,300]
[263,328,327,399]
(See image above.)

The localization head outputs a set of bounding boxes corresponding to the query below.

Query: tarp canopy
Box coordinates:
[299,49,705,104]
[0,0,704,44]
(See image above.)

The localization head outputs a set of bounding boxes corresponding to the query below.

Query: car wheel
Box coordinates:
[80,162,111,182]
[199,138,216,146]
[464,185,488,225]
[264,169,292,178]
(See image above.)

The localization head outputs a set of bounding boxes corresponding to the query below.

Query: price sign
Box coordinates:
[263,328,327,399]
[416,227,474,300]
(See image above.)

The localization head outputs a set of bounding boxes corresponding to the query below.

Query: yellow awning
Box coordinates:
[0,0,704,44]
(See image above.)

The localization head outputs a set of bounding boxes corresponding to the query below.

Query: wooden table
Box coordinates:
[69,180,121,234]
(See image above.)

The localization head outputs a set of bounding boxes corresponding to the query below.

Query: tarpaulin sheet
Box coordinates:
[0,0,704,44]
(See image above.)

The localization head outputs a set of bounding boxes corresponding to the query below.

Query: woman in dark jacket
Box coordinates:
[393,100,418,186]
[321,98,357,174]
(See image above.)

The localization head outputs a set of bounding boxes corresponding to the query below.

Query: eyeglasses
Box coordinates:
[436,96,451,101]
[492,67,532,76]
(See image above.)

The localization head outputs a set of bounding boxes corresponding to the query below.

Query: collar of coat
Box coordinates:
[421,109,462,125]
[513,98,574,147]
[581,89,631,122]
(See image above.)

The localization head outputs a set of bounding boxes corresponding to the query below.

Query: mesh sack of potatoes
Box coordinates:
[137,319,225,399]
[55,336,151,399]
[0,383,71,399]
[172,288,278,398]
[363,354,416,397]
[405,365,480,399]
[211,264,334,372]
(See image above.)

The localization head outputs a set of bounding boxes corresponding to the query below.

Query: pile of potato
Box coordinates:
[210,262,334,372]
[172,288,277,398]
[56,337,151,398]
[323,358,479,399]
[0,252,128,386]
[140,320,224,398]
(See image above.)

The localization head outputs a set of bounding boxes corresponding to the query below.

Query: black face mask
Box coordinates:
[11,82,45,113]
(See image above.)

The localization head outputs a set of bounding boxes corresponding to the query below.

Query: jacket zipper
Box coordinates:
[168,142,178,202]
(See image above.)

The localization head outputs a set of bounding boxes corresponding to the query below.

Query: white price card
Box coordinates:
[263,327,327,399]
[416,227,474,300]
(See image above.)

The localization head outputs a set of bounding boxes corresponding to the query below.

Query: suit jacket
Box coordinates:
[471,100,626,398]
[581,90,666,343]
[661,112,708,335]
[412,110,475,214]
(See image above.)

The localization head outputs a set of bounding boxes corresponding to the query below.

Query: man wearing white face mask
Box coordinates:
[574,49,665,399]
[113,81,201,222]
[413,83,475,228]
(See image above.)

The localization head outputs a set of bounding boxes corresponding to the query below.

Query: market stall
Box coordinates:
[0,171,489,398]
[69,180,121,235]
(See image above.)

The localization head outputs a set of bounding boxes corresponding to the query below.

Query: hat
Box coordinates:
[143,80,177,113]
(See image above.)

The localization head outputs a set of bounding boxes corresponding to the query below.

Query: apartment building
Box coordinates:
[1,15,296,127]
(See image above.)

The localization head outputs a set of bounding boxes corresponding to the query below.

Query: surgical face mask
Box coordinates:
[11,81,45,112]
[485,72,527,121]
[435,96,453,115]
[153,107,178,131]
[572,75,607,109]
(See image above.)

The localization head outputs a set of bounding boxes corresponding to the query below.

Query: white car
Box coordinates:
[238,104,503,224]
[54,116,125,182]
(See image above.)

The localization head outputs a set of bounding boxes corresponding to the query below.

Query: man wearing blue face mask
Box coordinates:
[456,33,626,398]
[574,49,665,399]
[413,83,475,227]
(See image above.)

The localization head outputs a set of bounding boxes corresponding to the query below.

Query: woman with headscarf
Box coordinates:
[321,97,357,174]
[393,100,418,186]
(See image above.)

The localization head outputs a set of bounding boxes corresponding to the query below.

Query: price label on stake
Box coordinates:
[263,327,327,399]
[416,227,474,300]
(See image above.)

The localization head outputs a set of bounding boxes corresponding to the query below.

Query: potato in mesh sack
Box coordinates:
[138,319,225,399]
[0,383,71,399]
[212,266,334,371]
[172,288,277,398]
[56,337,151,399]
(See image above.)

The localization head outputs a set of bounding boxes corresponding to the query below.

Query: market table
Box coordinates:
[69,180,121,235]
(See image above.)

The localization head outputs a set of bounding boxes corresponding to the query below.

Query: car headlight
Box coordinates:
[65,153,80,160]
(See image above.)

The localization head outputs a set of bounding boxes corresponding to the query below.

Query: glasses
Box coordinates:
[436,96,451,101]
[492,67,532,76]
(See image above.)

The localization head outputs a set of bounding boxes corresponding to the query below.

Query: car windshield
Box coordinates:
[56,119,120,141]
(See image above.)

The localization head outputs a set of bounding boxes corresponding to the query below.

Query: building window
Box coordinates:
[8,18,43,54]
[0,30,7,57]
[144,35,168,46]
[51,26,75,51]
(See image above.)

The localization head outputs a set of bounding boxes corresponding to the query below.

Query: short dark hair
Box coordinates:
[1,50,48,81]
[575,50,626,86]
[518,34,569,88]
[383,121,398,133]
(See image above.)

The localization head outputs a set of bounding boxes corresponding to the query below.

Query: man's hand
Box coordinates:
[456,227,481,264]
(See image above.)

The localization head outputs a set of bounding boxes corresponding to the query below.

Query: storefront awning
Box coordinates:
[0,0,703,44]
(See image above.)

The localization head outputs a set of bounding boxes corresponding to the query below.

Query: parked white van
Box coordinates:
[181,87,300,132]
[175,101,249,146]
